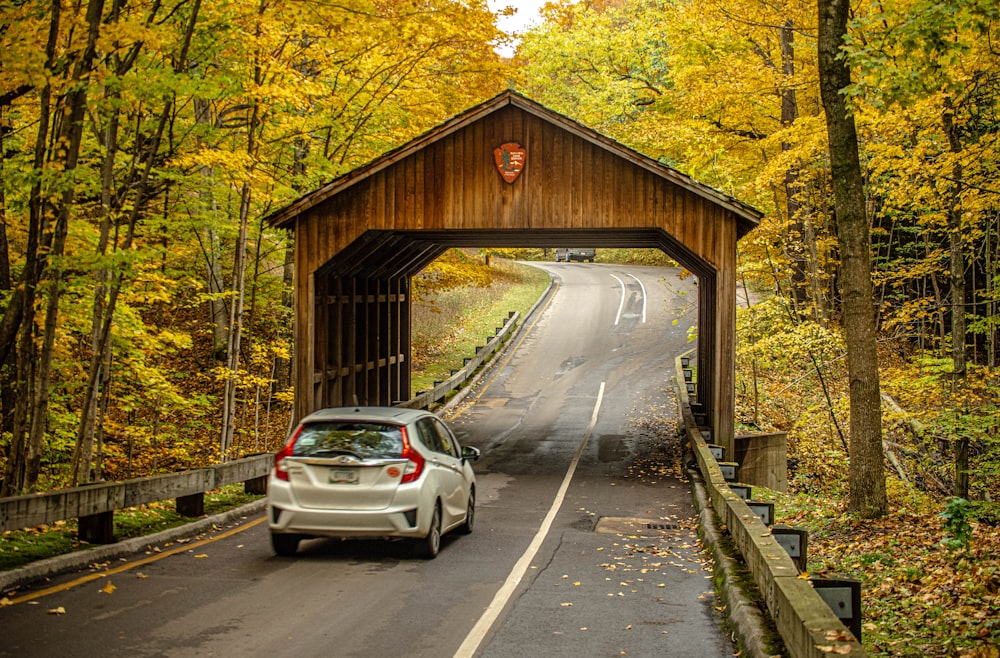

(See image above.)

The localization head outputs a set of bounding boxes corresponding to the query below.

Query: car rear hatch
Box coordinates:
[284,422,408,510]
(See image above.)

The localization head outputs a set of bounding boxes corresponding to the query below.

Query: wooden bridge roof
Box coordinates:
[266,90,761,236]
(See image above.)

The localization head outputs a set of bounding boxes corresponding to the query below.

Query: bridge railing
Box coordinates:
[0,454,272,542]
[401,310,520,410]
[675,350,867,658]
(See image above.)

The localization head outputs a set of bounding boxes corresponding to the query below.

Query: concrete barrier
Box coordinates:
[676,352,866,657]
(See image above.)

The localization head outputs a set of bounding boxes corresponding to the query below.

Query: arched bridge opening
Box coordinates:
[266,92,760,452]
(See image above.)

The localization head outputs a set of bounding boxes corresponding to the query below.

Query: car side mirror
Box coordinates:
[461,446,481,462]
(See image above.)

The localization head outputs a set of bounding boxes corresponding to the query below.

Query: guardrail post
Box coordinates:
[811,576,863,642]
[245,476,267,495]
[718,461,739,482]
[176,493,204,517]
[728,483,751,499]
[78,511,115,544]
[745,500,774,526]
[772,525,809,572]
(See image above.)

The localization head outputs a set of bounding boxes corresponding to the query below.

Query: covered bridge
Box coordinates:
[266,91,760,450]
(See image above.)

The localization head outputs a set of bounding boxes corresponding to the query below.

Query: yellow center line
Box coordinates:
[6,516,266,606]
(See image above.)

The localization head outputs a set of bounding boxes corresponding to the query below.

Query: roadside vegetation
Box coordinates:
[411,251,551,393]
[736,298,1000,656]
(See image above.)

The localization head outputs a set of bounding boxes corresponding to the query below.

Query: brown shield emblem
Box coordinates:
[494,142,526,183]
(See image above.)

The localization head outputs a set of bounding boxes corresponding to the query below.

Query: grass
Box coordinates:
[411,258,550,392]
[0,485,263,572]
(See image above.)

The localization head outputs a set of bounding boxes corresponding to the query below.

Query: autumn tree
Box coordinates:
[0,0,506,490]
[817,0,887,517]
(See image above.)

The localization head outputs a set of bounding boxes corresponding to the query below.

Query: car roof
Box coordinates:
[298,406,432,426]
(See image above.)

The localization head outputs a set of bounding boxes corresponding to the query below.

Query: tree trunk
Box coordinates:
[817,0,887,518]
[0,0,61,495]
[942,99,969,498]
[0,107,15,481]
[220,179,252,460]
[778,19,810,319]
[942,101,966,385]
[194,98,230,360]
[220,96,259,459]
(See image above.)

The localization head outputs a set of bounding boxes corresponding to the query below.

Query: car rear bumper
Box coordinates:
[267,476,427,539]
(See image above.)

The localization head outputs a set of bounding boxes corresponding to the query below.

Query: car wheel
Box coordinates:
[414,505,441,559]
[457,490,475,535]
[271,532,300,557]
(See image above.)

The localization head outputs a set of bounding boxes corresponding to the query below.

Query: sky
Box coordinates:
[487,0,549,56]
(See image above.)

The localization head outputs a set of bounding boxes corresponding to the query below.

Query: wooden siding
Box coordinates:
[294,107,732,267]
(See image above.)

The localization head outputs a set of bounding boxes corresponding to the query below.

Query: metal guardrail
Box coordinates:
[675,349,867,658]
[400,310,520,410]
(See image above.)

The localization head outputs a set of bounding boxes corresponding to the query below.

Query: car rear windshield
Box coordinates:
[292,422,404,459]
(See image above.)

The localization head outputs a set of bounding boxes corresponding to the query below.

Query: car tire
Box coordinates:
[414,505,442,559]
[456,490,475,535]
[271,532,300,557]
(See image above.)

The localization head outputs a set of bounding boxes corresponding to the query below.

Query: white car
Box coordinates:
[267,406,479,558]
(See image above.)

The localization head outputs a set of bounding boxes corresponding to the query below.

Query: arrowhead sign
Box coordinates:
[494,142,526,183]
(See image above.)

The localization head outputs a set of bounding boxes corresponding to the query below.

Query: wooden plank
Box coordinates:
[124,470,215,508]
[0,483,125,531]
[214,455,273,487]
[414,146,426,229]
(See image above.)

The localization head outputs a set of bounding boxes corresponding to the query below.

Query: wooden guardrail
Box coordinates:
[401,310,520,410]
[0,454,272,542]
[675,351,867,658]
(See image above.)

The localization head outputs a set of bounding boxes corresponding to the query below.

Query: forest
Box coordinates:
[1,0,998,538]
[1,0,998,652]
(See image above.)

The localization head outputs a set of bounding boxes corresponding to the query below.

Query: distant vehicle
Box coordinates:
[555,248,596,263]
[267,406,479,559]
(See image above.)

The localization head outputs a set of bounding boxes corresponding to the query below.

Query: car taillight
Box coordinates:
[274,427,302,482]
[400,427,424,483]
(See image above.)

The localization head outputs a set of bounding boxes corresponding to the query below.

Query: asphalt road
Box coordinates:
[0,263,733,658]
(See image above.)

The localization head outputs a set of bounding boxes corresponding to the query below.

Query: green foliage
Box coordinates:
[413,249,494,301]
[940,497,973,551]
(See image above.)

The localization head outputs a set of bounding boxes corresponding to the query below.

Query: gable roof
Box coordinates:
[265,90,761,236]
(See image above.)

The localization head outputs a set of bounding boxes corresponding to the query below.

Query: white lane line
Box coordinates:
[625,272,647,323]
[454,382,606,658]
[610,273,626,325]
